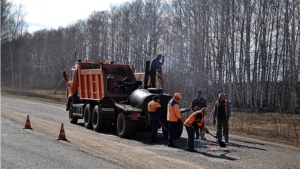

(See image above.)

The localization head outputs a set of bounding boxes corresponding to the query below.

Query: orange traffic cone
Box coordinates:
[57,123,68,141]
[23,115,32,129]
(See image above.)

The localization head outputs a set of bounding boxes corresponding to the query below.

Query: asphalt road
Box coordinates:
[1,95,300,169]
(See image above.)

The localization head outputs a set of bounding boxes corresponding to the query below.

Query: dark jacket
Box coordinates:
[191,97,207,112]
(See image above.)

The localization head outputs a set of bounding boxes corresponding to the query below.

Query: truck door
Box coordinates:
[66,65,76,99]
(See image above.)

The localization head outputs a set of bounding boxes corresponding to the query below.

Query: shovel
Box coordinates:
[208,133,226,148]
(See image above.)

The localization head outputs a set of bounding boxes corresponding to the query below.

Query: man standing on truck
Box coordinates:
[148,96,162,143]
[149,54,164,88]
[191,90,207,140]
[167,93,183,148]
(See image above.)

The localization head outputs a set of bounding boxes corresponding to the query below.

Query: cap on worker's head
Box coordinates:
[174,93,182,99]
[194,106,201,111]
[152,95,161,100]
[197,89,202,93]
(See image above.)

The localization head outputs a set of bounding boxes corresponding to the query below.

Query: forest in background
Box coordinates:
[1,0,300,113]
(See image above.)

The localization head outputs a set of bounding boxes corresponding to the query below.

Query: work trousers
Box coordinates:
[185,126,195,150]
[195,128,206,139]
[149,113,159,142]
[217,118,229,142]
[151,120,159,142]
[168,121,178,144]
[149,69,157,88]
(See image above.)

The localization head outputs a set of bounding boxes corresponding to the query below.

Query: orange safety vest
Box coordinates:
[167,98,181,122]
[215,100,228,119]
[148,100,161,113]
[184,111,207,130]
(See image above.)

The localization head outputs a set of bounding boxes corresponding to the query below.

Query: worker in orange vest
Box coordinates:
[147,95,162,143]
[167,93,183,147]
[213,93,230,143]
[184,107,209,152]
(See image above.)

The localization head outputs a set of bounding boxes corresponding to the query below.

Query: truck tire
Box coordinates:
[117,112,130,138]
[161,120,184,139]
[84,104,93,129]
[69,103,78,124]
[92,105,106,132]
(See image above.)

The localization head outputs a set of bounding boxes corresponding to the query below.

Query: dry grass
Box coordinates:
[1,87,66,104]
[1,87,300,148]
[229,110,300,147]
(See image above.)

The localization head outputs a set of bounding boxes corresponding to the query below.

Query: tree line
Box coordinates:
[1,0,300,113]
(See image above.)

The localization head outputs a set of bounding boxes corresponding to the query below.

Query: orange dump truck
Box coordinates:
[63,60,190,138]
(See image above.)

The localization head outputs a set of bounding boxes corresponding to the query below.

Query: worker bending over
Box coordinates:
[184,107,209,152]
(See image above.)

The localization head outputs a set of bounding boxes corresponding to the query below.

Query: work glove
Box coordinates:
[213,118,216,126]
[205,129,209,134]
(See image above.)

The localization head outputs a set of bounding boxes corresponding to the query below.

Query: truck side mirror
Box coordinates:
[63,70,68,82]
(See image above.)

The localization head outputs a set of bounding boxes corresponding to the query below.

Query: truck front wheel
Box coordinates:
[84,104,93,129]
[92,105,106,132]
[69,103,78,124]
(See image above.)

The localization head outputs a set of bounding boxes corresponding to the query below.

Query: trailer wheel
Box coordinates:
[92,105,106,132]
[69,103,78,124]
[84,104,93,129]
[117,112,130,138]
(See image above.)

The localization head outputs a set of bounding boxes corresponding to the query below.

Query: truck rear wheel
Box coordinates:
[92,105,106,132]
[117,112,129,138]
[84,104,93,129]
[69,103,78,124]
[161,120,184,139]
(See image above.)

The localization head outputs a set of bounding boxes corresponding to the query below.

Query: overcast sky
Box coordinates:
[14,0,130,33]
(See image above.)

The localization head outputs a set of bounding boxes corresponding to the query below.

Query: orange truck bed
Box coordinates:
[71,62,136,101]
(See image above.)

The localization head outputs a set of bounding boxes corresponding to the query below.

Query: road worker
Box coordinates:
[149,54,164,88]
[147,95,162,143]
[184,107,209,152]
[191,89,207,140]
[213,93,231,143]
[167,93,183,147]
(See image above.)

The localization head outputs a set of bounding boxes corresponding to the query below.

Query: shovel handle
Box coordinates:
[208,132,217,139]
